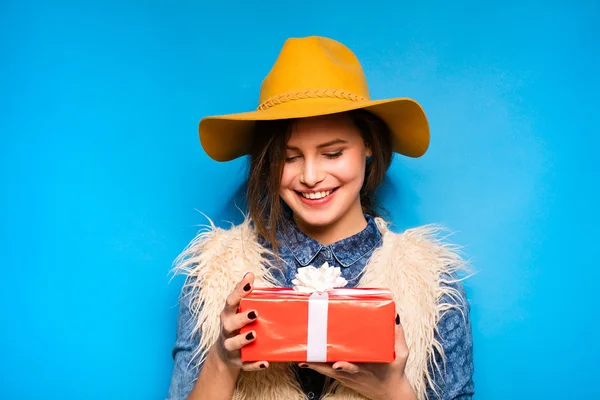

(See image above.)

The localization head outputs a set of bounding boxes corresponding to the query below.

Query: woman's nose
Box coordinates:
[300,159,324,187]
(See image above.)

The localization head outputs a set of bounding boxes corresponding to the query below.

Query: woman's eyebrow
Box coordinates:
[317,138,349,149]
[286,138,349,151]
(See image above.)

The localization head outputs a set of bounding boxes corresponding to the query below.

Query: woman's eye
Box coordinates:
[325,151,343,159]
[285,156,299,163]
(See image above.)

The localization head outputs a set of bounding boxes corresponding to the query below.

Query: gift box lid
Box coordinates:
[242,287,393,300]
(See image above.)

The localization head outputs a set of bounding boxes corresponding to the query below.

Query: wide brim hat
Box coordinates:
[199,36,429,162]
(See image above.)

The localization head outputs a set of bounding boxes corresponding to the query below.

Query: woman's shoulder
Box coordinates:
[183,216,258,251]
[170,216,261,278]
[379,219,467,262]
[376,219,472,301]
[378,218,454,243]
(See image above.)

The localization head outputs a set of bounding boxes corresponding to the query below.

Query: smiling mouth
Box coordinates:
[297,188,339,200]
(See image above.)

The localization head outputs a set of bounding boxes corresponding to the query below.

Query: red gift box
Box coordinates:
[239,288,396,363]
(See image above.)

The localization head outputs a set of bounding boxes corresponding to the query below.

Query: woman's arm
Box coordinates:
[186,346,240,400]
[187,273,267,399]
[428,279,475,400]
[167,282,202,399]
[167,279,241,400]
[167,273,267,400]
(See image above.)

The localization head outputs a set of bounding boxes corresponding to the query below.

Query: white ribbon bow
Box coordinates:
[292,262,348,293]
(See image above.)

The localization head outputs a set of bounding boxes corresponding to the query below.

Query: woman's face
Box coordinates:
[280,113,372,231]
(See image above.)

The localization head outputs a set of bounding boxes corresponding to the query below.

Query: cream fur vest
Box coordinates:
[172,217,468,400]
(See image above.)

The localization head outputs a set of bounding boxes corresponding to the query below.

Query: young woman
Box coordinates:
[167,36,474,400]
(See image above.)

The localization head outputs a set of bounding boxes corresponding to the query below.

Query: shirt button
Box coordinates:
[307,392,315,399]
[322,248,331,258]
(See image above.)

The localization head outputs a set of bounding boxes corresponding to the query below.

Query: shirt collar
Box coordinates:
[279,214,382,267]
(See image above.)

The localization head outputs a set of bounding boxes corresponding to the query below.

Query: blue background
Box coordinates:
[1,0,598,398]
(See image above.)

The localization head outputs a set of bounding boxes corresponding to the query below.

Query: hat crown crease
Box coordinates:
[258,37,371,107]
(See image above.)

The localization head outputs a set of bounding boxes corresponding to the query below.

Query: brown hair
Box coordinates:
[246,109,393,254]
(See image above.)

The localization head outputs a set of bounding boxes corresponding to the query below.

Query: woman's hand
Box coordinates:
[209,272,269,372]
[300,315,415,400]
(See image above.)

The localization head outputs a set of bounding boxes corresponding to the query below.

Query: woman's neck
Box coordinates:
[293,201,368,246]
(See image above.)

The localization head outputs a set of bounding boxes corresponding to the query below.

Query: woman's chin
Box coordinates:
[293,210,340,229]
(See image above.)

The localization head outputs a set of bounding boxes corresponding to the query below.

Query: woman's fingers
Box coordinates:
[223,330,257,352]
[241,361,269,372]
[300,363,334,377]
[331,361,360,374]
[222,309,259,336]
[212,273,262,372]
[223,272,255,314]
[394,314,409,363]
[300,363,352,380]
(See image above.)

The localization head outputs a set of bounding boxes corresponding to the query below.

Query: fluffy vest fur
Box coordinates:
[172,217,467,400]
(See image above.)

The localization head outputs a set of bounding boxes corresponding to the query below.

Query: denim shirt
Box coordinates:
[167,215,475,399]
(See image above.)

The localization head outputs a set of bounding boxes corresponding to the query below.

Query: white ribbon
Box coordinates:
[292,262,348,362]
[306,291,329,362]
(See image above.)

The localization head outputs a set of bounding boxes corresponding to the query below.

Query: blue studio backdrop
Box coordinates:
[1,1,598,399]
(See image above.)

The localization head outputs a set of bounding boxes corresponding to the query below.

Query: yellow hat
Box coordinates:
[199,36,429,161]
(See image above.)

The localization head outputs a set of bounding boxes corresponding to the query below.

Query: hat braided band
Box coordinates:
[257,88,367,111]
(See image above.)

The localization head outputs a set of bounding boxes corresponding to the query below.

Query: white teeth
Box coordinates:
[301,190,333,199]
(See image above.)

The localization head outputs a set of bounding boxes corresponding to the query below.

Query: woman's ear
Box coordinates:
[365,146,373,158]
